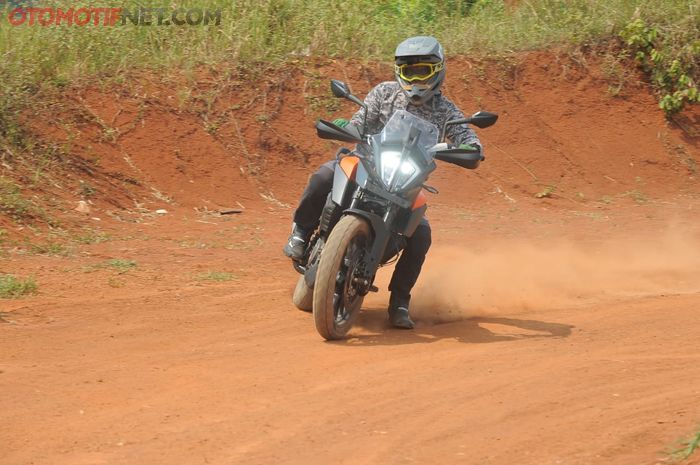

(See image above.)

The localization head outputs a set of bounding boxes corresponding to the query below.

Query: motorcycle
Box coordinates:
[292,79,498,340]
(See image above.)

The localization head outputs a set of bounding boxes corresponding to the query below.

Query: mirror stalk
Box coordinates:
[330,79,368,138]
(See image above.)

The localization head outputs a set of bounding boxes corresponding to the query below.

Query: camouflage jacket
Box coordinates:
[348,81,481,148]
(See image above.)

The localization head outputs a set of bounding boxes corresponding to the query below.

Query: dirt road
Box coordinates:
[3,200,700,465]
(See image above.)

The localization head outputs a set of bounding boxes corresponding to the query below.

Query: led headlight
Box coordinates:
[379,150,417,189]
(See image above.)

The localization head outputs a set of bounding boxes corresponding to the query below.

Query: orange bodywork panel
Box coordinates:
[339,156,359,180]
[412,191,427,210]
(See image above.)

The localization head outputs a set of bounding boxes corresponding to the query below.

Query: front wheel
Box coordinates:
[313,215,370,340]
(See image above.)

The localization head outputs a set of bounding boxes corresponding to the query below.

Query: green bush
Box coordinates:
[0,274,38,299]
[621,17,699,115]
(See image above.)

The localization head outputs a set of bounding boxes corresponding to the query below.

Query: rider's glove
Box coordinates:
[458,143,480,151]
[332,118,350,128]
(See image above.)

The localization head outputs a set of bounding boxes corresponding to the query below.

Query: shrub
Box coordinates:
[620,16,699,115]
[0,274,38,299]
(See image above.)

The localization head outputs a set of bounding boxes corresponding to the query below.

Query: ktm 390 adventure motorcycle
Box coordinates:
[291,80,497,340]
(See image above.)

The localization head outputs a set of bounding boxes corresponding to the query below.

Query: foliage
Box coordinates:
[672,428,700,462]
[0,274,38,298]
[195,271,236,282]
[0,1,695,96]
[26,241,70,256]
[0,176,48,224]
[104,259,138,273]
[84,259,138,273]
[620,16,700,115]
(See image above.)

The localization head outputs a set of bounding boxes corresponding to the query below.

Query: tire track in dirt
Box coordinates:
[3,286,698,465]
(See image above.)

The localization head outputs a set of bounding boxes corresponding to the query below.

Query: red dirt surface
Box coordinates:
[2,51,699,465]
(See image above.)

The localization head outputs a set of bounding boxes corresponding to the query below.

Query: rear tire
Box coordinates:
[313,215,370,340]
[292,275,313,312]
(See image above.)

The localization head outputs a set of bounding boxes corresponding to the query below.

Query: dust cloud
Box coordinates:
[412,225,700,322]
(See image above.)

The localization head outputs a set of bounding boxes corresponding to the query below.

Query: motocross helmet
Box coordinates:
[394,36,445,106]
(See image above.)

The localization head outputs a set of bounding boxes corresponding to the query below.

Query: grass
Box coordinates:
[73,229,111,245]
[0,274,38,299]
[84,258,138,273]
[0,176,49,224]
[195,271,236,282]
[0,227,111,257]
[600,48,636,96]
[1,1,695,76]
[26,241,70,256]
[103,259,137,273]
[0,1,696,119]
[671,428,700,462]
[79,181,96,198]
[620,189,650,204]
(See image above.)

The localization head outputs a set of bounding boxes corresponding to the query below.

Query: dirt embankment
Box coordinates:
[3,49,697,238]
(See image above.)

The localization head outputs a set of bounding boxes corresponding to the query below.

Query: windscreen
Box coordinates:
[379,110,439,153]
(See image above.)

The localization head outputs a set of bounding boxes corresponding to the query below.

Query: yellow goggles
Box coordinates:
[395,62,444,82]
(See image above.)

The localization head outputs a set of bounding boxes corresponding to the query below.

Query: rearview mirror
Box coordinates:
[440,110,498,142]
[327,79,368,137]
[468,111,499,129]
[330,79,351,99]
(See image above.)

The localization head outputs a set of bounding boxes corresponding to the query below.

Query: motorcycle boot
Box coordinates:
[283,223,311,262]
[388,305,415,329]
[388,295,415,329]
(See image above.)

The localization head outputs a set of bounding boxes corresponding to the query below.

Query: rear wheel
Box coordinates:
[292,275,313,312]
[313,215,370,340]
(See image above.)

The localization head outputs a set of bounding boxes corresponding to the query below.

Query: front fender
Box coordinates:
[343,209,386,237]
[343,209,390,277]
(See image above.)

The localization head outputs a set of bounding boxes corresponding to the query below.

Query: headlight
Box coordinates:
[380,150,417,190]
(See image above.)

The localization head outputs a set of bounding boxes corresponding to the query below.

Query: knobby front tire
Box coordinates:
[312,215,369,340]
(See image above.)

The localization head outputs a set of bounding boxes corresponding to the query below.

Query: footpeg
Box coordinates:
[369,285,379,292]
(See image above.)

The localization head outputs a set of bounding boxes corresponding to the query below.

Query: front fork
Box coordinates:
[297,208,394,296]
[297,181,399,296]
[343,207,397,296]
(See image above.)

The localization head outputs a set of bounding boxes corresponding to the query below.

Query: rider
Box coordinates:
[284,36,482,329]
